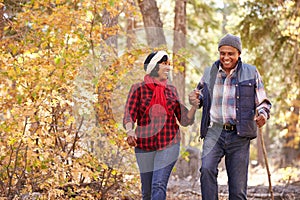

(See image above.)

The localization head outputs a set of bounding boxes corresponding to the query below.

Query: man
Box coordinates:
[189,33,271,200]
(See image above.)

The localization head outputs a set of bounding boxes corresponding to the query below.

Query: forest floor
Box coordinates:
[167,165,300,200]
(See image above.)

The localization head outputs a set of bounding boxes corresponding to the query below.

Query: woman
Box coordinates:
[123,50,197,200]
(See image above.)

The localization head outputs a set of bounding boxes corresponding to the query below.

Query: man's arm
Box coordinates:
[255,70,272,127]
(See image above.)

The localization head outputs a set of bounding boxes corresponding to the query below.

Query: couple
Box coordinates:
[123,33,272,200]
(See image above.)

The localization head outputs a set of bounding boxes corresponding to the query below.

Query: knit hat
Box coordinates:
[144,51,168,74]
[218,34,242,53]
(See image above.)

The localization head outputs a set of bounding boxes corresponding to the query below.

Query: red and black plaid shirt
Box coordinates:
[123,81,194,151]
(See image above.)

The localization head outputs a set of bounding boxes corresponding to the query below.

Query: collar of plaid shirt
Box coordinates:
[210,64,238,124]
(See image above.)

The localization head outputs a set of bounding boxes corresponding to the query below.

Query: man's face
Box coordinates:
[219,46,240,73]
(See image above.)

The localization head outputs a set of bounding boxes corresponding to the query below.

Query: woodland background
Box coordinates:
[0,0,299,199]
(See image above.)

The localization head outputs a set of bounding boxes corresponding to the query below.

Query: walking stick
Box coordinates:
[258,128,274,200]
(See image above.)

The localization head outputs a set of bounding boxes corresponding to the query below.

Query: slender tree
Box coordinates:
[172,0,187,145]
[137,0,166,47]
[173,0,187,100]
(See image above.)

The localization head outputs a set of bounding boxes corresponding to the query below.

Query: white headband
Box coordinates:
[146,51,168,74]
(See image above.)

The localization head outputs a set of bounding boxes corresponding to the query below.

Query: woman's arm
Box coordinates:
[123,84,140,147]
[123,84,139,129]
[172,86,197,126]
[187,105,198,120]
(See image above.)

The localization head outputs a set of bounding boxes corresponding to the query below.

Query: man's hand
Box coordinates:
[189,89,201,107]
[255,114,267,128]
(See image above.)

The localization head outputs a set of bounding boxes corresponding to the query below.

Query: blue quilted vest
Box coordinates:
[198,58,258,139]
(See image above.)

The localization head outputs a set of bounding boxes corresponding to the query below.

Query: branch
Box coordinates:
[67,116,84,157]
[6,116,29,196]
[259,129,274,200]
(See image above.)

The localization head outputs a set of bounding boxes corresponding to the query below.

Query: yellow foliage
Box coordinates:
[278,166,299,183]
[0,0,140,199]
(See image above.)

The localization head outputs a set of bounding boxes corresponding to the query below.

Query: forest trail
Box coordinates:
[167,166,300,200]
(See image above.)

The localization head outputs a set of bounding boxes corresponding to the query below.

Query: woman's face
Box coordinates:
[156,60,171,81]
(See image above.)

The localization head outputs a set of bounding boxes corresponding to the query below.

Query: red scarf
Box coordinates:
[144,75,169,117]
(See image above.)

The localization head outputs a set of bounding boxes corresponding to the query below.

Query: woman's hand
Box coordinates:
[126,130,137,147]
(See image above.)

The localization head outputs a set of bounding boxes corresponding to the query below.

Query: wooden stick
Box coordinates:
[259,129,274,200]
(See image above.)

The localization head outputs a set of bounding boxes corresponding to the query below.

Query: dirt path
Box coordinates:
[167,178,300,200]
[167,166,300,200]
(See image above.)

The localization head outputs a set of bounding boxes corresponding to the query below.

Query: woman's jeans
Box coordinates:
[200,124,250,200]
[135,143,180,200]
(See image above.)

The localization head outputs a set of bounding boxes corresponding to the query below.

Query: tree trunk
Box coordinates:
[173,0,187,101]
[126,0,138,49]
[173,0,187,54]
[102,8,118,51]
[0,3,5,39]
[96,8,119,128]
[221,0,228,34]
[137,0,166,47]
[126,14,137,50]
[173,0,187,146]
